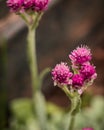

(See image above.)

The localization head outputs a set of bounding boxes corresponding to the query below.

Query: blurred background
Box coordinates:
[0,0,104,129]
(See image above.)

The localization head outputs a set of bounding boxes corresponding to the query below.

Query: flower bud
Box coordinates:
[7,0,24,12]
[52,62,73,86]
[72,74,84,88]
[69,45,92,65]
[80,64,97,81]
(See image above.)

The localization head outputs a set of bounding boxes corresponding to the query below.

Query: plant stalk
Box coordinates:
[69,114,75,130]
[27,14,48,130]
[69,96,81,130]
[27,27,39,93]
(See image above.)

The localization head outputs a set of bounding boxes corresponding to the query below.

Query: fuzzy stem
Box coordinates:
[62,86,74,98]
[62,86,81,130]
[69,114,75,130]
[19,13,29,25]
[27,27,39,92]
[69,96,81,130]
[31,12,43,30]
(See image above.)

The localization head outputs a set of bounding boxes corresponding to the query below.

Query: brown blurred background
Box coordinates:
[0,0,104,129]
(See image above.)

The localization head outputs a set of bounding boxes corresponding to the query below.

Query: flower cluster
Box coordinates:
[52,45,97,94]
[7,0,49,13]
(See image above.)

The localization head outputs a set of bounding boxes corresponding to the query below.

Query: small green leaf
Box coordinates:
[34,92,47,130]
[11,98,33,122]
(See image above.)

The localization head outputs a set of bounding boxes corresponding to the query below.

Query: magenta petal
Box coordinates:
[52,62,73,86]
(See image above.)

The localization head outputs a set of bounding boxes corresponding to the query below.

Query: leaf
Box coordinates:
[34,92,47,130]
[39,67,51,89]
[11,98,33,122]
[26,118,40,130]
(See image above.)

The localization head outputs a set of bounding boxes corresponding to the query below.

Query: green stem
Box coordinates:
[62,86,81,130]
[31,12,43,30]
[68,115,75,130]
[39,68,51,90]
[26,12,43,93]
[19,13,29,25]
[62,86,74,98]
[69,96,81,130]
[26,13,48,130]
[27,27,39,92]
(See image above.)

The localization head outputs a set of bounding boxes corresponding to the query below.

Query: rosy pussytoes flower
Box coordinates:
[23,0,49,11]
[82,127,94,130]
[52,45,97,95]
[23,0,34,10]
[34,0,49,11]
[52,62,73,86]
[80,64,97,81]
[7,0,50,13]
[7,0,24,12]
[69,45,92,65]
[72,74,84,89]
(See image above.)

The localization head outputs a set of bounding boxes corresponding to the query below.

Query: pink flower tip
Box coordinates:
[69,45,92,65]
[82,127,94,130]
[80,64,97,81]
[72,74,84,89]
[7,0,50,13]
[7,0,24,12]
[51,62,73,86]
[34,0,49,11]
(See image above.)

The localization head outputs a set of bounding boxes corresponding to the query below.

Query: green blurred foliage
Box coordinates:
[9,94,104,130]
[11,99,34,122]
[74,96,104,130]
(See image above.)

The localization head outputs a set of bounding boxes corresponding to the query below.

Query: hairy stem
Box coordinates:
[69,96,81,130]
[62,86,81,130]
[69,114,75,130]
[27,27,39,92]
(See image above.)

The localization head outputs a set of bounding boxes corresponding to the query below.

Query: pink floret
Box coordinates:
[23,0,34,10]
[72,74,84,88]
[34,0,49,11]
[7,0,24,12]
[80,64,97,80]
[69,45,92,65]
[52,62,73,86]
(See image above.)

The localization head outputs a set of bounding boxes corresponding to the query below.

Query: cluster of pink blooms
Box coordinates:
[52,45,97,94]
[7,0,49,13]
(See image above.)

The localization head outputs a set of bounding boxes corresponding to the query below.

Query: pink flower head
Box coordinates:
[69,45,92,65]
[34,0,49,11]
[23,0,34,10]
[51,45,97,94]
[80,64,97,81]
[82,128,94,130]
[7,0,50,13]
[7,0,24,12]
[52,62,73,86]
[72,74,84,88]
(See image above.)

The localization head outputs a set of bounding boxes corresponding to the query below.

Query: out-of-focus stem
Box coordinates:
[69,96,81,130]
[68,114,75,130]
[27,27,39,92]
[62,86,81,130]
